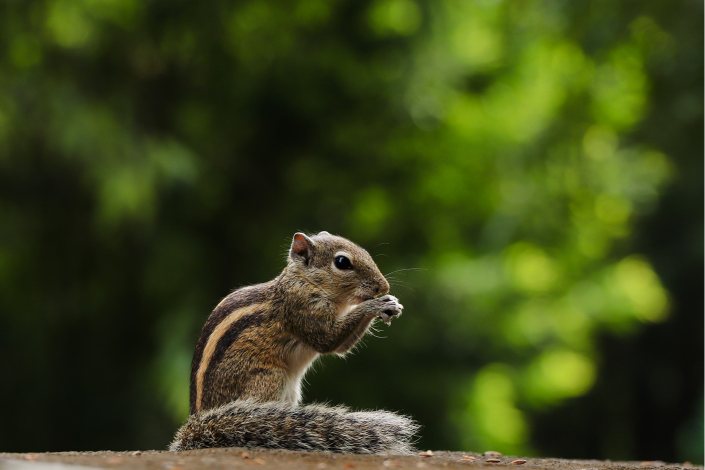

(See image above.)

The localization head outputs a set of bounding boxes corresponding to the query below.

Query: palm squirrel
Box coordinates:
[169,231,419,454]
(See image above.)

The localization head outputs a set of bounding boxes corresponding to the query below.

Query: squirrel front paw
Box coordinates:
[371,294,404,325]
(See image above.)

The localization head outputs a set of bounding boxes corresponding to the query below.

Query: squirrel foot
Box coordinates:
[374,294,403,325]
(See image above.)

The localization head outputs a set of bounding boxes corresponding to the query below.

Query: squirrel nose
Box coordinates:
[376,279,390,296]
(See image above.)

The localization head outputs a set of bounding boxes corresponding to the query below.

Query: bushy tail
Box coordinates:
[170,399,419,454]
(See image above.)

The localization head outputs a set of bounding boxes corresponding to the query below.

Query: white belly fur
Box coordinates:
[337,302,358,318]
[281,342,318,405]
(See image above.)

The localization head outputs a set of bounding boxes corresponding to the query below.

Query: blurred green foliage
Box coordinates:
[0,0,702,463]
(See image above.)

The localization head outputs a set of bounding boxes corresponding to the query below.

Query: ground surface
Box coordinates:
[0,449,700,470]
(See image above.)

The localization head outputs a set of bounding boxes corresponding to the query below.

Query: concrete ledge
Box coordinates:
[0,449,700,470]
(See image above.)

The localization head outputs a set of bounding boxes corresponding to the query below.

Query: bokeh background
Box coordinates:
[0,0,702,463]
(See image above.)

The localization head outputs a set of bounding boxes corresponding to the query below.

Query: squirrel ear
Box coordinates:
[317,231,331,236]
[290,232,314,264]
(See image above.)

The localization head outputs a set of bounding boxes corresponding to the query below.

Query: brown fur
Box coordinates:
[171,232,417,454]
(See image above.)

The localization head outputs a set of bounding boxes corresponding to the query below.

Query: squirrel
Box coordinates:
[169,231,419,454]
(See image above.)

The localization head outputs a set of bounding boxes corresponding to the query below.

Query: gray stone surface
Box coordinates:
[0,449,700,470]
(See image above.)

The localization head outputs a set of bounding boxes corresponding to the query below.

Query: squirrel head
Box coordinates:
[285,231,390,303]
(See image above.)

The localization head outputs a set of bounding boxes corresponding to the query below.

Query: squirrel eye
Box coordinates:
[334,255,353,270]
